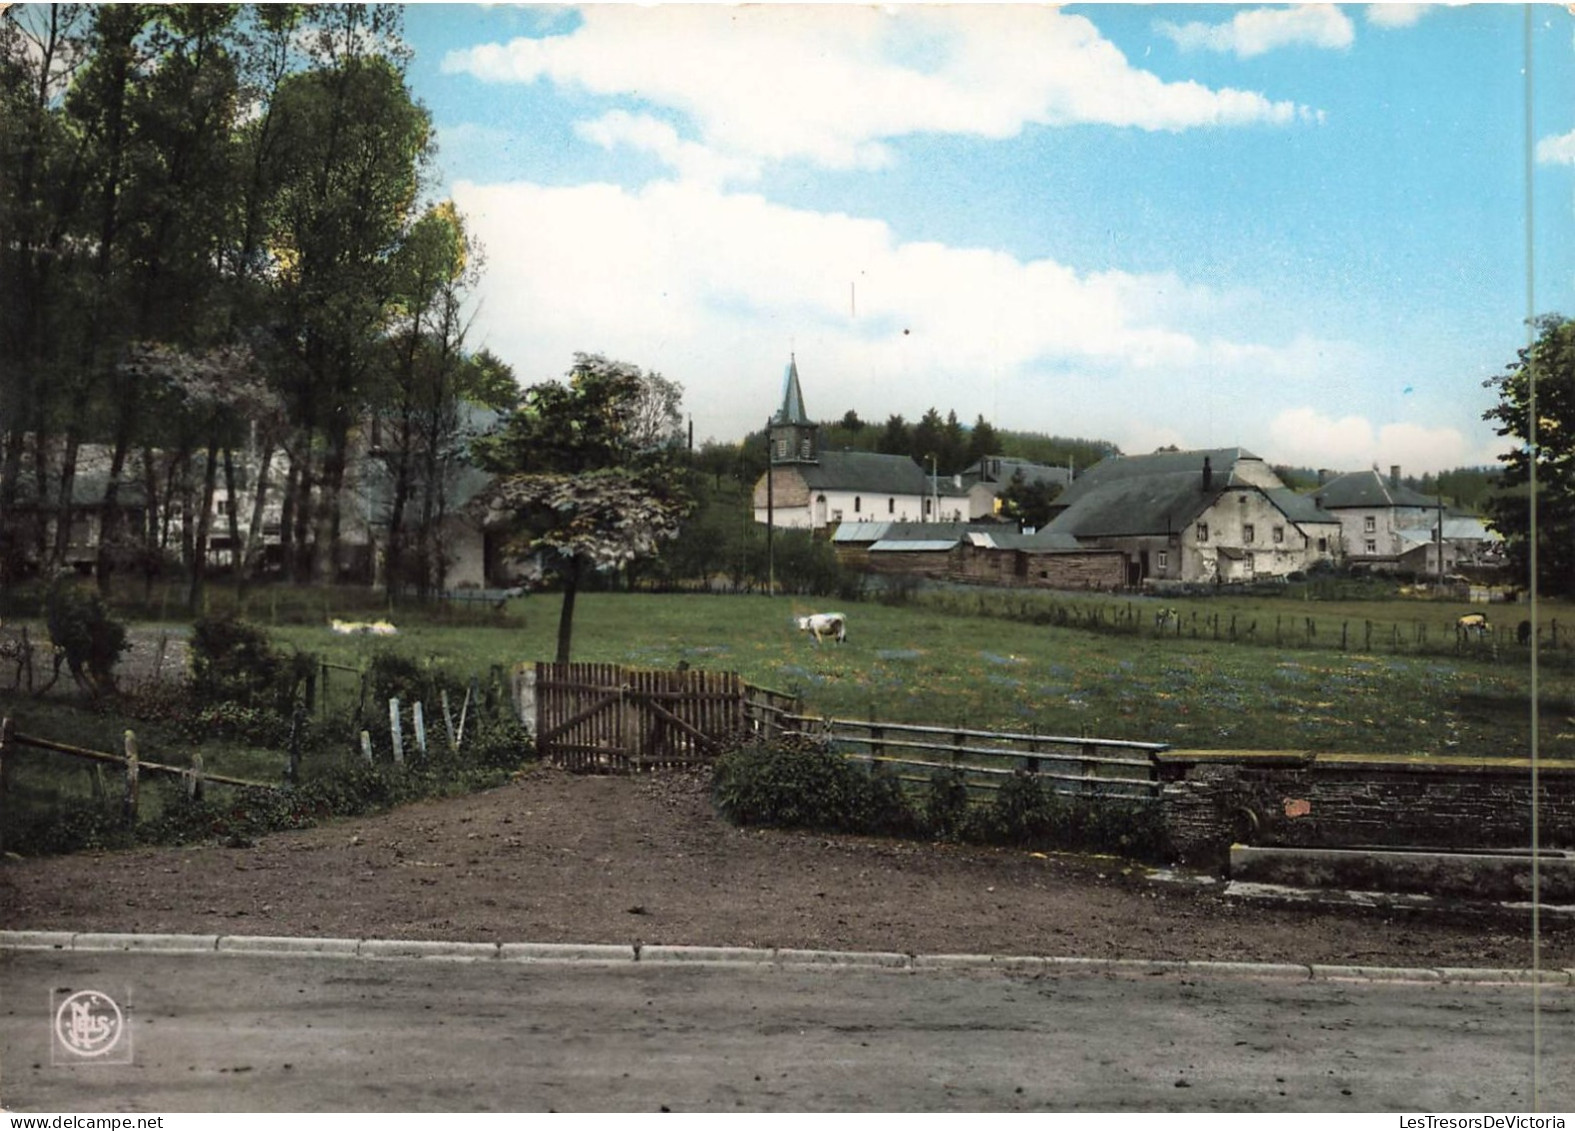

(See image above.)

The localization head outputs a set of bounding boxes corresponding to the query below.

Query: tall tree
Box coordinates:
[474,355,690,662]
[1482,314,1575,596]
[265,4,431,582]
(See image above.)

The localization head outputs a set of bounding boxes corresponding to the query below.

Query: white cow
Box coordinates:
[1457,613,1490,641]
[795,612,847,646]
[331,618,398,637]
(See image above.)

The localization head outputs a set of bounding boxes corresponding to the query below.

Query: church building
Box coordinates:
[751,358,963,530]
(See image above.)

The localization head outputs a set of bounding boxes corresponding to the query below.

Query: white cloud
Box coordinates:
[1265,407,1496,474]
[1158,5,1355,58]
[575,111,763,186]
[454,177,1362,451]
[1536,129,1575,167]
[1365,5,1433,30]
[443,7,1314,181]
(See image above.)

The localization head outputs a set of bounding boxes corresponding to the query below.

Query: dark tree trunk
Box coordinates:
[555,556,583,665]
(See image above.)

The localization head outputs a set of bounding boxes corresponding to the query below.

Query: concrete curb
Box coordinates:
[3,931,1570,987]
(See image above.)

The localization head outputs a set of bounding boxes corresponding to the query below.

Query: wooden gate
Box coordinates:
[533,663,796,772]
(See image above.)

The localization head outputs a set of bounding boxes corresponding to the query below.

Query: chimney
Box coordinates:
[1317,468,1330,486]
[1202,455,1213,492]
[1390,465,1401,488]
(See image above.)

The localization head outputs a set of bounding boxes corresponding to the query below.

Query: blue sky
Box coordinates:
[399,3,1575,475]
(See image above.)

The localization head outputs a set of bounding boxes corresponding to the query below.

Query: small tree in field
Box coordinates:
[473,354,690,662]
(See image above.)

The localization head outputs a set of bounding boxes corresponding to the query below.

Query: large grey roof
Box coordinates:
[1029,447,1331,543]
[961,456,1072,489]
[798,450,929,494]
[1264,487,1341,527]
[1311,469,1440,510]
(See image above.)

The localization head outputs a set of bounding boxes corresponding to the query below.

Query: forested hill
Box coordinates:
[739,408,1118,478]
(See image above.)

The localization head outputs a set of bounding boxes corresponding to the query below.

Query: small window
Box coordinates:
[888,498,895,514]
[1365,539,1377,554]
[1364,515,1376,533]
[1318,537,1328,552]
[923,497,932,516]
[1156,550,1168,570]
[1243,524,1255,544]
[776,439,788,459]
[800,439,812,458]
[1273,526,1284,544]
[1197,523,1209,543]
[854,496,862,514]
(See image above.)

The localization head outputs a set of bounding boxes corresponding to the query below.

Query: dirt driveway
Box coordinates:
[1,765,1568,969]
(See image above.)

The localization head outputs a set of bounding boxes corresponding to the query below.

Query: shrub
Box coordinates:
[971,769,1055,846]
[714,734,885,831]
[44,574,129,694]
[923,765,971,839]
[190,615,305,711]
[365,650,464,711]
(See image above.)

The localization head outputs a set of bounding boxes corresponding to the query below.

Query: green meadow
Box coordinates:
[268,590,1574,761]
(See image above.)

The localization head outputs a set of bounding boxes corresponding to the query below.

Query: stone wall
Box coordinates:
[1154,749,1575,868]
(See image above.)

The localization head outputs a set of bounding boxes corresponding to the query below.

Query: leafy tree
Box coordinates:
[475,355,691,661]
[1482,314,1575,596]
[996,469,1063,531]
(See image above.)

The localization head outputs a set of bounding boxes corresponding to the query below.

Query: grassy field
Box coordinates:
[264,589,1574,761]
[2,586,1570,850]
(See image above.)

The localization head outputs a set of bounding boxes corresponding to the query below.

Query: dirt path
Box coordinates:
[1,766,1567,968]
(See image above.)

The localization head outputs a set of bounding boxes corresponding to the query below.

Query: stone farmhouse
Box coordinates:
[847,448,1343,589]
[1030,447,1342,587]
[1309,466,1499,577]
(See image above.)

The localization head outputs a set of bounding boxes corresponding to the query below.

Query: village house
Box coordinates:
[1309,466,1499,577]
[1030,447,1342,587]
[958,456,1074,522]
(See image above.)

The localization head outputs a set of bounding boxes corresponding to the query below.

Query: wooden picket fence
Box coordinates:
[530,662,800,773]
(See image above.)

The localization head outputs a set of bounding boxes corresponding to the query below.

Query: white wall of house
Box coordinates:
[1329,505,1437,567]
[1181,490,1322,582]
[754,486,935,530]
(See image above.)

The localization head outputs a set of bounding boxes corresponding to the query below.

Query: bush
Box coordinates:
[44,574,129,694]
[971,770,1055,846]
[365,650,465,711]
[712,734,1169,861]
[713,734,904,832]
[923,765,971,838]
[190,615,311,712]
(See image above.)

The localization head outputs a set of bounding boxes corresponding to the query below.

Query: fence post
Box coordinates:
[360,730,373,763]
[389,698,404,764]
[122,729,140,826]
[287,707,304,783]
[413,701,428,759]
[188,752,206,802]
[441,689,458,753]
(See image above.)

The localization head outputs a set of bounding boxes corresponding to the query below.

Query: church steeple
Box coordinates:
[770,354,819,464]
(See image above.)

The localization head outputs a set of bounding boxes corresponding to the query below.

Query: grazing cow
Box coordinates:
[795,612,847,646]
[331,618,399,637]
[1456,613,1490,641]
[1518,620,1533,646]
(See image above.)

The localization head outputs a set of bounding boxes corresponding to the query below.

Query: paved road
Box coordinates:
[1,945,1570,1112]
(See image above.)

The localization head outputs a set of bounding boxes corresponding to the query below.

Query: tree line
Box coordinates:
[0,4,509,604]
